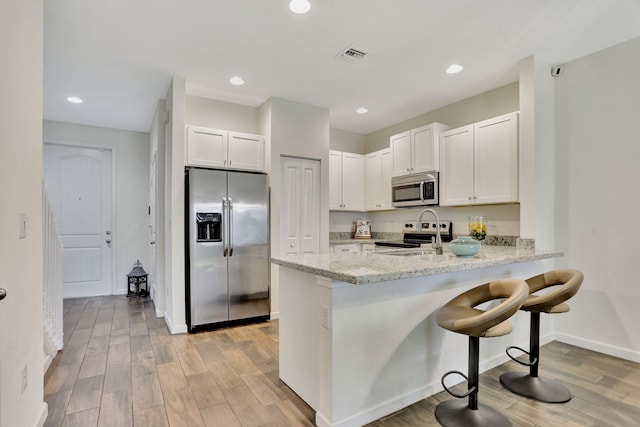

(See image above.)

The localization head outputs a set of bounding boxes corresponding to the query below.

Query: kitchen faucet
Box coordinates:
[417,208,443,255]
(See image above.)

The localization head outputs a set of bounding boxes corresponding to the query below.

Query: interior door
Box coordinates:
[44,144,113,298]
[149,145,157,299]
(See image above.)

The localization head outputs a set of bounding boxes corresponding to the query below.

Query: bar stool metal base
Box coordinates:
[500,372,572,403]
[435,399,511,427]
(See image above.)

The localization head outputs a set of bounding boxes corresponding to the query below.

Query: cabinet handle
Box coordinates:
[468,196,472,201]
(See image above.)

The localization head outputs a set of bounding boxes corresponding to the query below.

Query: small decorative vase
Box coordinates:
[448,236,481,257]
[469,216,487,241]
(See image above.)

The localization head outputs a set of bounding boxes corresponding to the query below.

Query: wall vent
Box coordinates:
[336,45,369,62]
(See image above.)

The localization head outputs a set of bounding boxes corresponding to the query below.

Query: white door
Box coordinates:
[281,157,320,255]
[149,147,157,299]
[44,144,114,298]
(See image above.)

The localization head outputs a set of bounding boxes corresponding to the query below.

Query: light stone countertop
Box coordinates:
[271,244,563,285]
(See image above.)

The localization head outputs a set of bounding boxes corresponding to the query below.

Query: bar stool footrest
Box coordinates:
[499,371,572,403]
[441,370,475,399]
[435,399,511,427]
[505,345,538,367]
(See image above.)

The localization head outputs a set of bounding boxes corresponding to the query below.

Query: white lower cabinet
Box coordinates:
[365,148,393,211]
[329,150,365,211]
[281,157,320,255]
[440,112,519,206]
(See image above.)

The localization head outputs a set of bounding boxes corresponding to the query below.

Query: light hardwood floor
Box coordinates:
[44,296,640,427]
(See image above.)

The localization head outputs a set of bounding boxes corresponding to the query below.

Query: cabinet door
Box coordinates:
[299,159,320,254]
[186,126,227,168]
[281,157,320,255]
[474,112,519,204]
[390,131,411,176]
[329,150,343,209]
[281,157,301,255]
[228,132,265,172]
[440,125,474,206]
[380,148,393,209]
[412,124,437,173]
[365,152,381,210]
[341,152,365,211]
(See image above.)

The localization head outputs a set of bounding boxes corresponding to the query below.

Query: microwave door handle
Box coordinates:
[420,182,425,202]
[222,198,228,257]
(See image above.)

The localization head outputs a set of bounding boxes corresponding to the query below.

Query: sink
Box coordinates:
[378,249,435,256]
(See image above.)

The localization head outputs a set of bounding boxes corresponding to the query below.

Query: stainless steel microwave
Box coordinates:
[391,171,439,207]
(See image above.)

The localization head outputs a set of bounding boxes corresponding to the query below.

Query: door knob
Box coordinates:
[0,288,6,301]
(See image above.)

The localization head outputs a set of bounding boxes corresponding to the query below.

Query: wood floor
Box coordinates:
[44,296,640,427]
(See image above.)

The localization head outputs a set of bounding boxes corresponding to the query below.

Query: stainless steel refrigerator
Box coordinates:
[185,167,270,332]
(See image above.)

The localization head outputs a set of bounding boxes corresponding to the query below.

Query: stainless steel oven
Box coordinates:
[391,171,438,207]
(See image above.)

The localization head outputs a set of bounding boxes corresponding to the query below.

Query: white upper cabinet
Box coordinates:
[440,112,519,206]
[329,150,365,211]
[228,131,265,172]
[187,126,227,169]
[390,123,450,176]
[186,126,265,172]
[366,148,393,211]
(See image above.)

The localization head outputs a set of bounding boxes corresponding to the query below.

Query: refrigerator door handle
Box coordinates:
[229,198,234,257]
[222,197,228,257]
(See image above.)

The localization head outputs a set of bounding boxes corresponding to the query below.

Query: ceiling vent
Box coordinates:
[336,45,369,62]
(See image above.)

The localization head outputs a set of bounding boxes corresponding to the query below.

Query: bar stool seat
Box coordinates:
[500,269,583,403]
[435,279,529,427]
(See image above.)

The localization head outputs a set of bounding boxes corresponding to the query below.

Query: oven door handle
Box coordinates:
[420,182,425,202]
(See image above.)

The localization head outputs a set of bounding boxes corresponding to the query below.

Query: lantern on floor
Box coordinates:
[127,259,148,297]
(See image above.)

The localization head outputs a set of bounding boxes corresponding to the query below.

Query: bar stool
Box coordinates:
[435,279,529,427]
[500,269,583,403]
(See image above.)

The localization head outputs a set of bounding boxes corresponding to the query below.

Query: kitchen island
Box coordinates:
[271,244,563,427]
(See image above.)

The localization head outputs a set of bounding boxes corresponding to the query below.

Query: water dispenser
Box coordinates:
[196,212,221,242]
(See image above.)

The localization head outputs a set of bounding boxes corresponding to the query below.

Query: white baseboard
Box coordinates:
[164,313,188,334]
[35,402,48,427]
[270,311,279,320]
[314,334,556,427]
[555,332,640,363]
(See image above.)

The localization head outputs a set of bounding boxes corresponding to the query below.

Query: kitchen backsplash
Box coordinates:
[330,204,521,243]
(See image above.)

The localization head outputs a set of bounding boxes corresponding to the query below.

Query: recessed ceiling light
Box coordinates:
[446,64,464,74]
[66,96,83,104]
[289,0,311,14]
[356,107,369,114]
[229,76,245,86]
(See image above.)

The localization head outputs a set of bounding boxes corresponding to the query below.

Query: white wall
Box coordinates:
[164,77,187,334]
[0,0,47,425]
[555,36,640,362]
[333,84,522,238]
[366,83,520,152]
[260,98,330,318]
[331,205,521,238]
[43,121,151,295]
[150,100,166,316]
[330,128,367,154]
[186,95,259,133]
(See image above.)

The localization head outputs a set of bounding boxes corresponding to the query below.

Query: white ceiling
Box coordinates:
[43,0,640,135]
